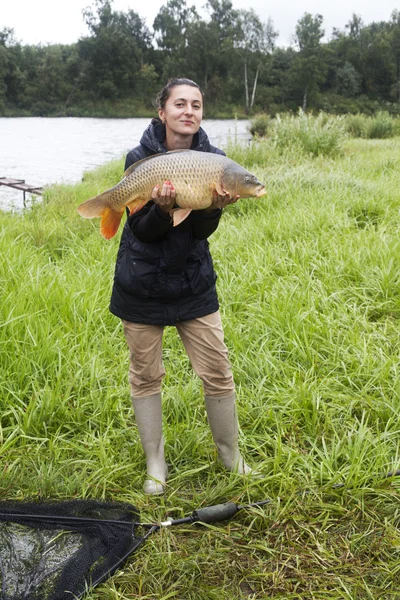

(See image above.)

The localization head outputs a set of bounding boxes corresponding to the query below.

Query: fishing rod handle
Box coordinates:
[192,502,239,523]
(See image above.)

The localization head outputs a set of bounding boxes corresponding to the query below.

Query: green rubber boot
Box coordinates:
[204,394,253,475]
[132,393,168,495]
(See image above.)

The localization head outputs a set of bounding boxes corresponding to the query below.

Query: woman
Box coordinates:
[110,78,254,494]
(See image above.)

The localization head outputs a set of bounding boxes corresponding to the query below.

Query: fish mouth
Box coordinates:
[256,186,267,198]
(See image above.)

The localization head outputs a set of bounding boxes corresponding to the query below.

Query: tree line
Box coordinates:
[1,0,400,118]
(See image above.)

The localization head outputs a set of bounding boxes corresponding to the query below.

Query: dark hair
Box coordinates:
[155,78,204,109]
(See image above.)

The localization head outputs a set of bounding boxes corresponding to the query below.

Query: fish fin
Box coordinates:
[124,153,165,177]
[127,198,149,214]
[77,190,113,218]
[100,206,124,239]
[171,207,192,226]
[214,181,228,196]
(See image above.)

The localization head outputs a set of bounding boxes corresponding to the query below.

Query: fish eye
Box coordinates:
[245,176,250,182]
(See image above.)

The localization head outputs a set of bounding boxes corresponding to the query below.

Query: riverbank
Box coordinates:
[0,100,249,119]
[3,95,400,120]
[2,136,400,598]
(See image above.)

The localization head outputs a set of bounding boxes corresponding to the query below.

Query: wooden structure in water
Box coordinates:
[0,177,43,207]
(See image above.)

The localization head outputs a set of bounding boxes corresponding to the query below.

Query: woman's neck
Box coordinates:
[164,130,194,151]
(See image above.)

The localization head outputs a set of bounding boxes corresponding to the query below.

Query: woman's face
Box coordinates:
[158,85,203,138]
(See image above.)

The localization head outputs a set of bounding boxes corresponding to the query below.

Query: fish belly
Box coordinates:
[175,182,212,209]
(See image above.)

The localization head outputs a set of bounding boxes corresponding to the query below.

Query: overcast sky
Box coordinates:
[2,0,399,47]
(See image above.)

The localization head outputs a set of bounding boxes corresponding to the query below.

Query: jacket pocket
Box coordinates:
[186,247,217,294]
[114,238,164,298]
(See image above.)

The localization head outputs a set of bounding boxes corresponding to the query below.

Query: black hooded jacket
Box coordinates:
[109,119,225,325]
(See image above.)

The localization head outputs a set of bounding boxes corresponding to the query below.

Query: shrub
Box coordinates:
[269,110,346,158]
[249,114,271,138]
[344,113,368,138]
[344,111,399,139]
[366,111,396,139]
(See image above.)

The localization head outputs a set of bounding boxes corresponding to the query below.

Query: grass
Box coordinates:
[344,111,400,139]
[2,129,400,598]
[249,111,400,151]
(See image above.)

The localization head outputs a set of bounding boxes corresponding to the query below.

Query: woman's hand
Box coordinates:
[206,190,240,211]
[152,180,176,213]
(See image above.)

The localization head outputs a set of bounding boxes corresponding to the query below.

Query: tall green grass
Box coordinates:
[2,136,400,598]
[344,111,400,139]
[249,110,346,158]
[250,111,400,155]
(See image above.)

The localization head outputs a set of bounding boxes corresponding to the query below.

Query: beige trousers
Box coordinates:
[122,311,235,398]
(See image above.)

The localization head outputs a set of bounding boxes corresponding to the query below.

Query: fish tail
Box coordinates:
[99,206,124,239]
[77,191,124,239]
[77,190,113,218]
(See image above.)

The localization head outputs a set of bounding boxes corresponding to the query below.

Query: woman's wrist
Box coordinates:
[155,204,173,220]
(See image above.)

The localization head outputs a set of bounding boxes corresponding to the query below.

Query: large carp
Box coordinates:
[77,149,266,239]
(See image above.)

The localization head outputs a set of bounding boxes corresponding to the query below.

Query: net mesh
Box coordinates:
[0,499,142,600]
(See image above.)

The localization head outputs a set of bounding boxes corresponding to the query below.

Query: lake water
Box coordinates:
[0,117,251,210]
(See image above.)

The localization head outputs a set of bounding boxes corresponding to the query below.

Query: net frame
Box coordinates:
[0,499,144,600]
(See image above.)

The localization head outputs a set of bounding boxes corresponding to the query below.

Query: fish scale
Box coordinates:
[77,149,266,239]
[120,151,223,210]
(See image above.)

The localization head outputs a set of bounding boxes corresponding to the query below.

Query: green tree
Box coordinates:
[290,13,327,110]
[335,60,361,97]
[205,0,239,46]
[202,0,240,103]
[0,29,13,107]
[36,46,73,108]
[235,10,278,112]
[136,63,159,105]
[183,19,215,91]
[4,4,400,116]
[389,10,400,102]
[79,0,152,100]
[363,23,394,100]
[153,0,200,80]
[268,47,296,109]
[184,0,239,95]
[0,28,26,109]
[333,14,394,100]
[153,0,198,52]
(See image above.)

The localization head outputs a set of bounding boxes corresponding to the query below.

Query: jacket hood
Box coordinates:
[139,118,212,154]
